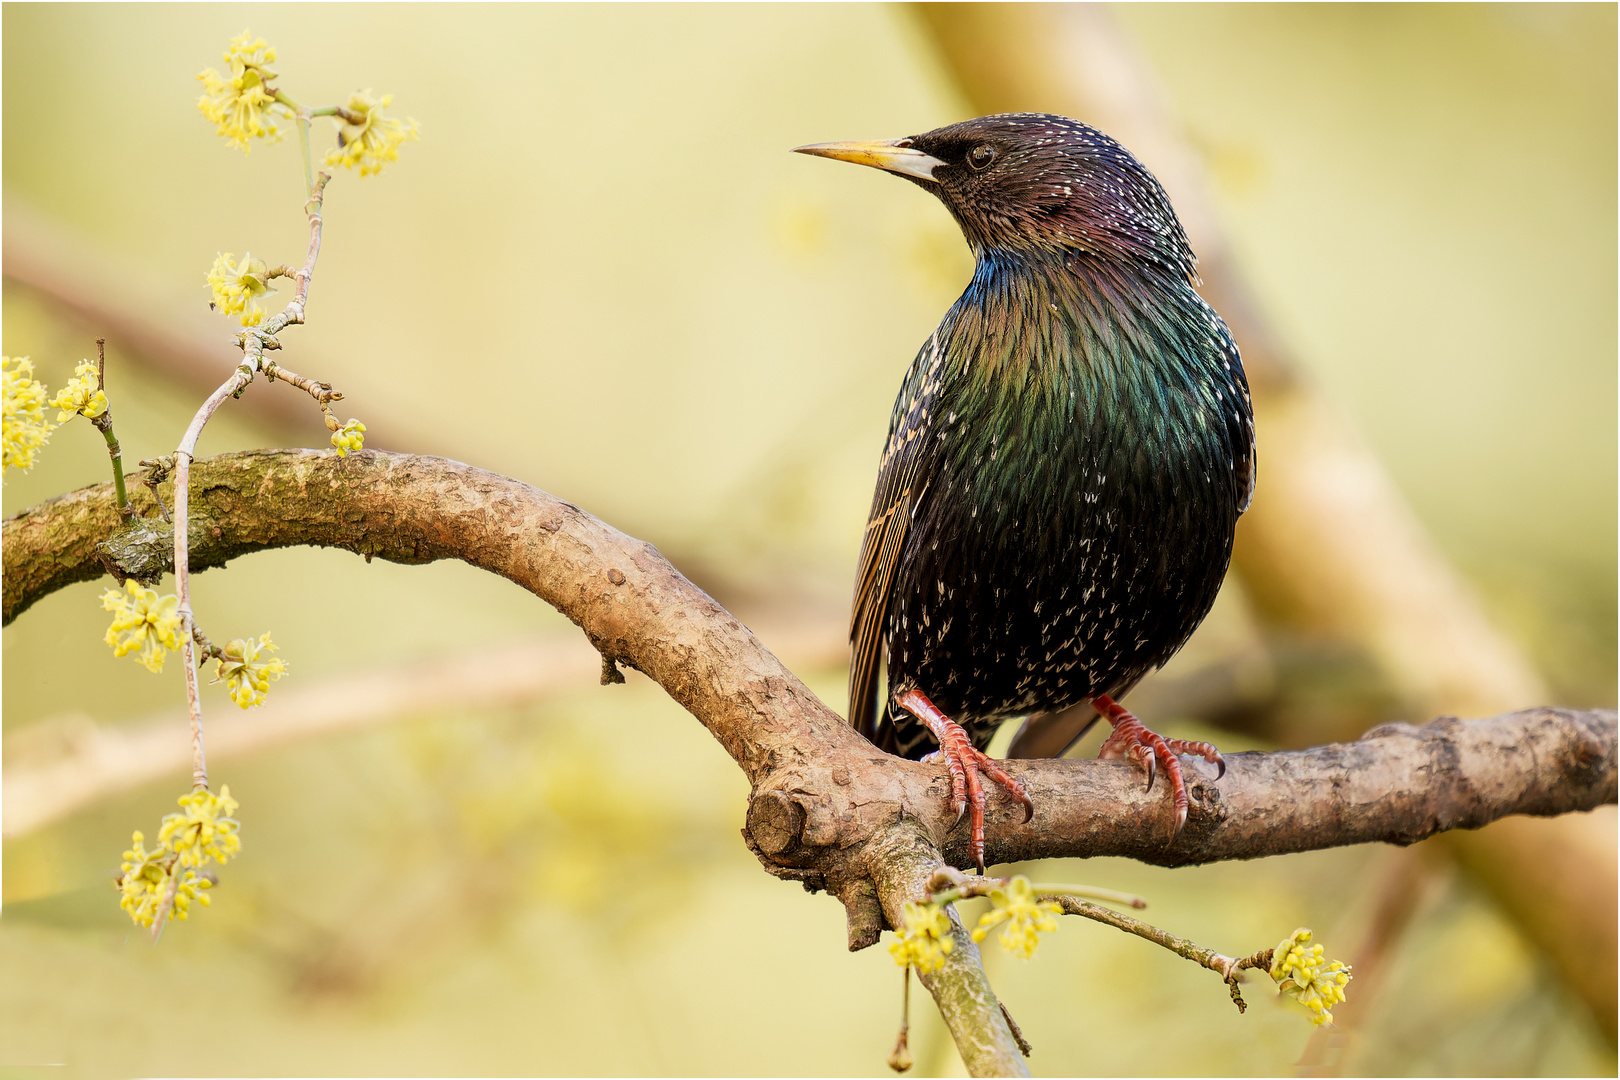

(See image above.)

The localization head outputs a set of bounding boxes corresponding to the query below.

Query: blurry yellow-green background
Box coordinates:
[2,4,1614,1076]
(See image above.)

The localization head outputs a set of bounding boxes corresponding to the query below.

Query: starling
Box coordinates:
[796,114,1255,869]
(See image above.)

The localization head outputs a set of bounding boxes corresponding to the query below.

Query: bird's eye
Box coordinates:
[967,144,997,171]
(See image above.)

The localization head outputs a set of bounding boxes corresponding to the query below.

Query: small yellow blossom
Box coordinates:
[213,632,289,708]
[971,876,1062,959]
[101,580,183,673]
[196,31,293,152]
[117,831,213,928]
[48,361,108,423]
[2,355,53,476]
[168,870,213,921]
[888,900,955,973]
[158,785,242,868]
[118,830,171,926]
[1270,927,1352,1026]
[330,418,366,456]
[206,252,275,327]
[324,90,419,177]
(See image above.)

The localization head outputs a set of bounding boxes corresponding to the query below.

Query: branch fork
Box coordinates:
[3,449,1614,1072]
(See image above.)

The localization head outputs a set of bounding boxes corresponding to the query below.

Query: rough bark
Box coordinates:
[7,449,1615,1076]
[6,450,1613,872]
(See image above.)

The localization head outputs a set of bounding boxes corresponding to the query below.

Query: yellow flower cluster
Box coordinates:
[325,90,419,177]
[117,787,240,929]
[196,31,293,152]
[1270,927,1352,1026]
[118,830,213,928]
[330,418,367,456]
[158,785,243,868]
[101,580,183,673]
[213,632,289,708]
[888,900,955,973]
[971,876,1062,959]
[206,252,276,327]
[2,355,53,476]
[48,360,108,423]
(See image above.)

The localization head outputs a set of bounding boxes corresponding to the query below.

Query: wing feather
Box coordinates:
[848,331,949,741]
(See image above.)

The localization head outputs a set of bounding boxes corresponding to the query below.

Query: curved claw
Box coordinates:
[897,688,1035,870]
[1169,800,1188,842]
[1094,695,1215,847]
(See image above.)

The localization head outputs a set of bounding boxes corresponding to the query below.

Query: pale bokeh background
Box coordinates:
[2,4,1614,1077]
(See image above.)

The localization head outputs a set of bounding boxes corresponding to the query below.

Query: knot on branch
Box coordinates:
[97,516,175,585]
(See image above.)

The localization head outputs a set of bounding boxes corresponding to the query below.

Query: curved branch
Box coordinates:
[6,449,1614,1076]
[3,449,868,787]
[5,450,1615,865]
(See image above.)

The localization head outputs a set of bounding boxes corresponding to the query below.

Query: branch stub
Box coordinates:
[746,790,805,857]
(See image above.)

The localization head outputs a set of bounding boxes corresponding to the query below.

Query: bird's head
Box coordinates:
[795,113,1194,280]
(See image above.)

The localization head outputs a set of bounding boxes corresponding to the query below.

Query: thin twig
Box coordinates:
[998,1003,1032,1057]
[190,621,225,664]
[167,165,335,794]
[136,454,174,522]
[238,170,330,375]
[260,360,343,407]
[149,858,181,942]
[887,966,914,1073]
[172,372,250,792]
[1048,895,1272,1013]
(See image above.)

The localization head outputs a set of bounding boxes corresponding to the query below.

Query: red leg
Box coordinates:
[1093,694,1224,839]
[895,688,1034,873]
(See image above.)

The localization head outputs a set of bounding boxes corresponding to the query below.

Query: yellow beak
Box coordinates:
[792,139,944,183]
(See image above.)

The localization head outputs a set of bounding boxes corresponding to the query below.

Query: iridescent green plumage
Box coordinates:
[800,113,1253,859]
[828,115,1253,757]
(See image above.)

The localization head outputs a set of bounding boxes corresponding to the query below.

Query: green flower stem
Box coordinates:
[297,113,314,198]
[886,967,913,1073]
[929,879,1144,911]
[98,420,130,516]
[1030,883,1147,909]
[274,90,314,197]
[308,104,366,124]
[89,341,130,518]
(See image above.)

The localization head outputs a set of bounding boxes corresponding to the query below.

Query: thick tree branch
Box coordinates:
[6,449,1614,1075]
[3,449,864,787]
[6,449,1613,866]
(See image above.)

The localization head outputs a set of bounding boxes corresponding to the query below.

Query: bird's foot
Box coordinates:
[896,688,1034,873]
[1093,694,1224,840]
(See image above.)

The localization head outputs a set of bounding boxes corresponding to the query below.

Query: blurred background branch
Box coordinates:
[910,0,1616,1045]
[3,617,843,839]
